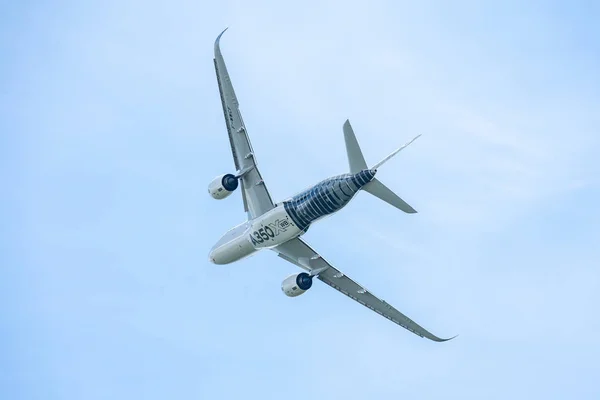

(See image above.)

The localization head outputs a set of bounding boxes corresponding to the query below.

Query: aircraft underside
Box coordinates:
[207,28,455,342]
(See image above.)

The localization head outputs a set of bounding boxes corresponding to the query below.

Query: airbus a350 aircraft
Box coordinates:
[208,29,454,342]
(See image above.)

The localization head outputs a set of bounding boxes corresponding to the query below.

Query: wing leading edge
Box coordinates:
[273,238,455,342]
[213,28,274,218]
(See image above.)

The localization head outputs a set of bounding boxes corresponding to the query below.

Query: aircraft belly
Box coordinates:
[248,205,304,249]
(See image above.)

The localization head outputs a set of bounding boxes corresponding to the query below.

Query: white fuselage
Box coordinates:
[209,169,377,265]
[209,204,304,264]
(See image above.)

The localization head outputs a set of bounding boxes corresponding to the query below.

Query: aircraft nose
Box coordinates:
[208,249,224,265]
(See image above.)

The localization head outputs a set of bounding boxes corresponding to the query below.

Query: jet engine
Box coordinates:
[208,174,239,199]
[281,272,313,297]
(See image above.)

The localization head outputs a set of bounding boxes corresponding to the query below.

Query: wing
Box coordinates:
[273,238,455,342]
[213,29,275,218]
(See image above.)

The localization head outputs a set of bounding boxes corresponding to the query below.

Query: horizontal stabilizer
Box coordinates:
[343,120,368,174]
[371,134,421,170]
[363,178,417,213]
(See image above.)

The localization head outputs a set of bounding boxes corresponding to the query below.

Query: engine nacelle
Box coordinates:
[208,174,239,199]
[281,272,313,297]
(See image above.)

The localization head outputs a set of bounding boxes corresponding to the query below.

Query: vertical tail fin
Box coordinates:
[343,120,368,174]
[341,119,419,214]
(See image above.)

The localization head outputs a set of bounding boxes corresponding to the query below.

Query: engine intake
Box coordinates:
[208,174,239,199]
[281,272,313,297]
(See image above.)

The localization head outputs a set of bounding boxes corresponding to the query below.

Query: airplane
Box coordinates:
[208,29,455,342]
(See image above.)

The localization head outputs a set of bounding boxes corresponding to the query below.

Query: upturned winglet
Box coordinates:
[432,334,459,342]
[214,27,229,54]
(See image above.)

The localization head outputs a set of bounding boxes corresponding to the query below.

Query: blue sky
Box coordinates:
[2,1,599,398]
